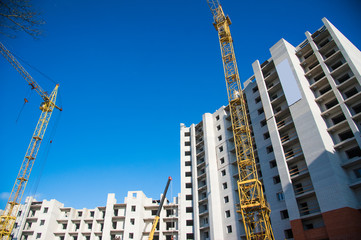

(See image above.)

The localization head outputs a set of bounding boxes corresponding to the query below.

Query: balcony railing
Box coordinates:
[294,183,314,196]
[289,166,308,177]
[284,146,302,160]
[299,204,320,216]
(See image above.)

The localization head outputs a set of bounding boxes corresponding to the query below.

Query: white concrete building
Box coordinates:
[12,192,179,240]
[179,18,361,240]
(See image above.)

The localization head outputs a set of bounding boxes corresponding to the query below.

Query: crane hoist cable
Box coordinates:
[0,41,62,240]
[205,1,275,239]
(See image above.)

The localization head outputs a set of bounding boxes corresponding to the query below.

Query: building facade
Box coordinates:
[179,18,361,240]
[12,192,179,240]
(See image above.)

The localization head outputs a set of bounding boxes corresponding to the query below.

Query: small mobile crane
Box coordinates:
[148,177,172,240]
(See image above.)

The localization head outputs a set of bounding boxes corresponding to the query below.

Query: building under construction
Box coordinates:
[179,18,361,240]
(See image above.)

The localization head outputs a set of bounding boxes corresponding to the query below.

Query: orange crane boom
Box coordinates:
[0,42,62,240]
[206,1,274,239]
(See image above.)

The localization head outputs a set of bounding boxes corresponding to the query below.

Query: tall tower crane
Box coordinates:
[206,1,274,239]
[0,42,62,240]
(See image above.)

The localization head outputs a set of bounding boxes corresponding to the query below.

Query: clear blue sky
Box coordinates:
[1,0,360,209]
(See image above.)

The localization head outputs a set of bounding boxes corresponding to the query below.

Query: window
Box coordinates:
[62,224,67,229]
[325,99,338,109]
[216,115,220,120]
[260,119,267,127]
[186,195,193,200]
[253,86,258,93]
[185,171,192,177]
[88,223,92,230]
[338,130,354,141]
[352,103,361,114]
[284,229,293,239]
[269,160,277,168]
[217,125,221,131]
[263,132,270,139]
[40,220,45,226]
[75,223,80,231]
[90,211,94,217]
[266,145,273,153]
[224,196,229,203]
[114,209,118,216]
[331,114,346,125]
[305,223,314,230]
[185,161,191,166]
[186,207,193,213]
[280,210,289,219]
[184,132,190,137]
[131,206,136,212]
[130,218,135,225]
[73,237,77,240]
[186,233,194,239]
[78,211,82,217]
[227,225,232,233]
[258,107,264,115]
[346,147,361,159]
[223,182,228,189]
[86,237,90,240]
[43,207,48,213]
[354,168,361,178]
[255,96,261,103]
[36,233,41,239]
[218,135,222,141]
[185,183,192,188]
[185,151,191,156]
[319,85,331,95]
[129,233,134,239]
[225,210,231,218]
[273,175,281,184]
[17,211,22,217]
[220,157,225,164]
[221,170,226,176]
[219,146,224,152]
[186,220,193,226]
[185,141,191,146]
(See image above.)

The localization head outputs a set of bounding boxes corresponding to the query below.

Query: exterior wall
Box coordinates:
[11,192,179,240]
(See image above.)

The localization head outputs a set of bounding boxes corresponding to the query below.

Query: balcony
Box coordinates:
[344,91,361,106]
[336,75,356,90]
[315,88,335,104]
[333,137,357,150]
[277,116,294,132]
[327,119,348,133]
[290,166,309,179]
[294,183,314,197]
[309,74,328,90]
[321,104,341,118]
[299,204,321,217]
[281,131,298,147]
[284,146,303,163]
[267,81,282,95]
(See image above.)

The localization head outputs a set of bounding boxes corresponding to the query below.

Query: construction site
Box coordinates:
[1,0,361,240]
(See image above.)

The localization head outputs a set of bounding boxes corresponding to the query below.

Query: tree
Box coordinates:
[0,0,44,38]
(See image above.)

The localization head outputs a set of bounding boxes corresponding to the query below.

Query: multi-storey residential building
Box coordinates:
[179,18,361,240]
[11,192,179,240]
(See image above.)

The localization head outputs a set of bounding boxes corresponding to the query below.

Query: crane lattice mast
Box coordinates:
[206,1,274,239]
[0,42,61,240]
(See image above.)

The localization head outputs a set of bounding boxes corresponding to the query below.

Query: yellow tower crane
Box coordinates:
[0,42,62,240]
[205,1,274,239]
